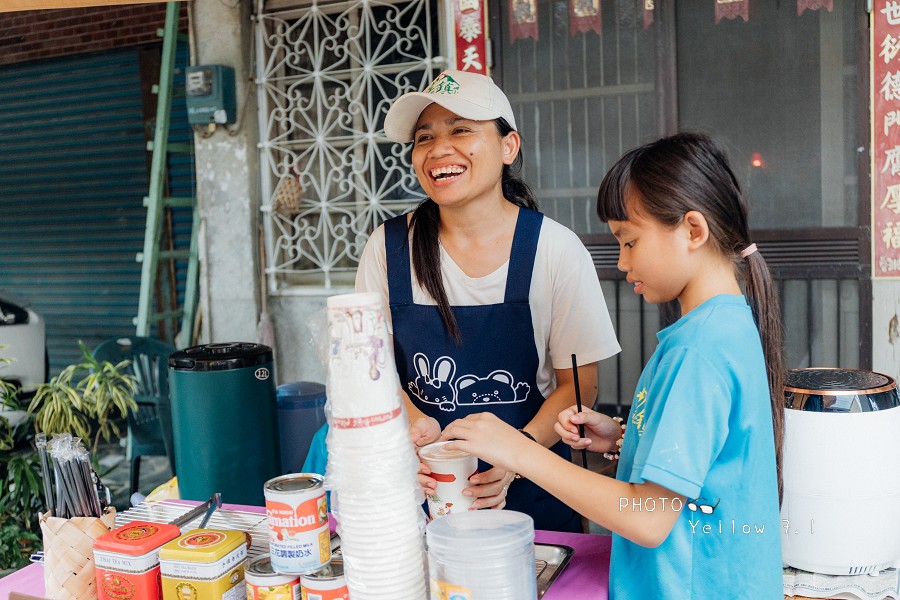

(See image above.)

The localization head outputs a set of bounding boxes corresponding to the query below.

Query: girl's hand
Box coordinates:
[464,466,516,510]
[554,406,623,454]
[439,413,524,475]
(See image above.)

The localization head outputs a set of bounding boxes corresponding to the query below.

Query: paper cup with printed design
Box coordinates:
[418,442,478,519]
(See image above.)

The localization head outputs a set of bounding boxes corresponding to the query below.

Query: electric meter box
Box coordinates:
[185,65,236,125]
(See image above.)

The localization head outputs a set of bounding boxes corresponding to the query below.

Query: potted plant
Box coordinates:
[0,350,42,574]
[28,341,138,465]
[0,342,138,572]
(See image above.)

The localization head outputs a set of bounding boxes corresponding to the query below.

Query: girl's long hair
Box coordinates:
[596,132,785,501]
[409,117,538,343]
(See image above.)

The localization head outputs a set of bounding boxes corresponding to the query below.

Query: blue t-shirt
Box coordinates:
[610,295,782,600]
[302,423,329,475]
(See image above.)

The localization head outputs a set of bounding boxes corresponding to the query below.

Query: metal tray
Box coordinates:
[536,543,574,597]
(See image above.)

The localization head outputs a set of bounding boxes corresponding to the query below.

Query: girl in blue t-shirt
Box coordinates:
[442,132,784,599]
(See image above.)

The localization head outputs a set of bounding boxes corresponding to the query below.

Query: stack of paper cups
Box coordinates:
[324,292,427,599]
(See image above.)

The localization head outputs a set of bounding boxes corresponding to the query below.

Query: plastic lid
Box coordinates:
[784,368,900,412]
[277,381,327,409]
[785,368,896,395]
[418,441,471,462]
[426,510,534,559]
[168,342,273,371]
[94,521,181,555]
[159,529,246,562]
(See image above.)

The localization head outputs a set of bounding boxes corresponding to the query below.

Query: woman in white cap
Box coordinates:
[356,70,620,532]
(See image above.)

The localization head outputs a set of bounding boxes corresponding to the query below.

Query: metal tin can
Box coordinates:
[94,520,182,600]
[264,474,330,574]
[299,558,348,600]
[159,529,247,600]
[246,554,300,600]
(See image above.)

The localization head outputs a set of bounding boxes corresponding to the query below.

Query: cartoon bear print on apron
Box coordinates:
[385,208,580,532]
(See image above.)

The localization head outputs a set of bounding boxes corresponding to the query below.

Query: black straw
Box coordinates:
[571,354,588,469]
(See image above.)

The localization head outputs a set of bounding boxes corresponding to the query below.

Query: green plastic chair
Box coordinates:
[92,336,176,495]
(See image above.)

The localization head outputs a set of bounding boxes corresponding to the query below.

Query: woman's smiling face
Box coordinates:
[411,103,518,209]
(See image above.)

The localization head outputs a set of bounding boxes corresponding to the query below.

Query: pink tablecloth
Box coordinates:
[0,502,611,600]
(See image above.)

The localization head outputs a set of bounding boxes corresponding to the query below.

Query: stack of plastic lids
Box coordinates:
[323,292,427,599]
[426,510,537,600]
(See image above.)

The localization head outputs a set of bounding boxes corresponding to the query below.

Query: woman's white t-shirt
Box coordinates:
[355,215,621,398]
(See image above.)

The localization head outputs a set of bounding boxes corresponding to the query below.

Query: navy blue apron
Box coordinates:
[385,208,581,533]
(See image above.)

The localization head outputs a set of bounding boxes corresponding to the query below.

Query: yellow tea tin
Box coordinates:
[159,529,247,600]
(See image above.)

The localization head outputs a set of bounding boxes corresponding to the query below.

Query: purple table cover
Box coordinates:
[0,502,610,600]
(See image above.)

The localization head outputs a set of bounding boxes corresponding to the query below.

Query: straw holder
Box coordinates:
[39,508,116,600]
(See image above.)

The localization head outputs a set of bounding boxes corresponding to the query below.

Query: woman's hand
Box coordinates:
[464,466,516,510]
[410,415,442,496]
[554,406,622,454]
[409,415,440,448]
[417,462,515,509]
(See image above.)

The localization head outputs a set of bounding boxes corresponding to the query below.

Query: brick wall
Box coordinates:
[0,3,188,66]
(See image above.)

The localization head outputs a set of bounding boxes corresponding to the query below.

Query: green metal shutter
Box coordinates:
[0,47,192,375]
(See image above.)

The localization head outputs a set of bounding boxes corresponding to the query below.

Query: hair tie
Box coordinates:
[740,243,758,259]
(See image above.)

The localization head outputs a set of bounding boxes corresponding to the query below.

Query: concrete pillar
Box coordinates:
[191,0,261,346]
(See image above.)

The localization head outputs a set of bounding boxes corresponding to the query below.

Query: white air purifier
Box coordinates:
[781,368,900,575]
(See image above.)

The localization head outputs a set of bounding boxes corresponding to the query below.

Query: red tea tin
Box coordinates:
[94,520,182,600]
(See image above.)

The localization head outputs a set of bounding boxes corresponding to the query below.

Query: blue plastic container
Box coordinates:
[276,381,327,474]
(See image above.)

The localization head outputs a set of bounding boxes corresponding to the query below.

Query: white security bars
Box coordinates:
[255,0,444,290]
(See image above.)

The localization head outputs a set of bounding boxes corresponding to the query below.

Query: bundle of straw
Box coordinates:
[36,433,115,599]
[39,433,106,519]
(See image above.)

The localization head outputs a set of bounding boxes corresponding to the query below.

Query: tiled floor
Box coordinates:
[96,443,173,510]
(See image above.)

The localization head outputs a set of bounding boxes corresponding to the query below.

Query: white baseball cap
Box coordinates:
[383,70,517,143]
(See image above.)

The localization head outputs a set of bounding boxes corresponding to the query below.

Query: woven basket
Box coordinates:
[39,509,116,600]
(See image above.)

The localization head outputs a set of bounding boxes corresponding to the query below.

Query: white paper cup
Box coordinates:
[418,441,478,519]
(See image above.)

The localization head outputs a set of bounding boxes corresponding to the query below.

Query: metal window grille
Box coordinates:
[254,0,444,290]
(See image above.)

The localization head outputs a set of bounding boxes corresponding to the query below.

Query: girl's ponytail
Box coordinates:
[742,249,785,502]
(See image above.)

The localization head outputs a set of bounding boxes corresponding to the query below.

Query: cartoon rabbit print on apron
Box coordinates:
[409,353,531,412]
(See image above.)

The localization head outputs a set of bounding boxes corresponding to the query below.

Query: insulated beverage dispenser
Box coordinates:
[168,342,281,505]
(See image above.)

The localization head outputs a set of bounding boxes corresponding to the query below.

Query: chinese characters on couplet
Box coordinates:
[454,0,487,75]
[874,1,900,278]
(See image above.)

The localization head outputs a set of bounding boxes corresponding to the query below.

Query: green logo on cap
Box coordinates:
[424,73,460,95]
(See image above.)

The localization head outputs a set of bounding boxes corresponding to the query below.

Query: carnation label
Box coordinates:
[265,474,331,574]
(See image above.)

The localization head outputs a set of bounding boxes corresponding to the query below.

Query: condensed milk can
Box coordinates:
[264,474,330,574]
[300,557,348,600]
[93,520,181,600]
[159,529,247,600]
[245,554,300,600]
